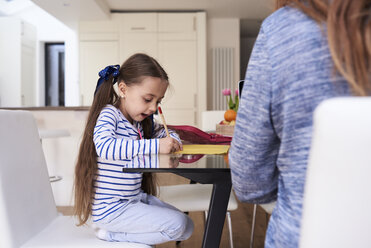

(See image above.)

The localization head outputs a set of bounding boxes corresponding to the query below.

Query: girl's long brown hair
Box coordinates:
[276,0,371,95]
[74,53,169,226]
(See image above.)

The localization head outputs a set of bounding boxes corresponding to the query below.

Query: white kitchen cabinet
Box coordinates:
[79,19,119,40]
[21,44,36,106]
[0,17,36,107]
[117,13,158,63]
[79,12,206,126]
[120,33,158,62]
[157,13,206,126]
[79,41,120,106]
[121,13,157,32]
[79,19,120,106]
[158,13,197,33]
[158,40,198,125]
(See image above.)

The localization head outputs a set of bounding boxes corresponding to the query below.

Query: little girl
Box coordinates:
[74,53,193,245]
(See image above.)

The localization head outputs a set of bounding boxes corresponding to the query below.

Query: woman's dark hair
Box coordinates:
[74,53,168,225]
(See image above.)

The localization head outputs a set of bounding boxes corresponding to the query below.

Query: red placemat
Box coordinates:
[167,125,232,145]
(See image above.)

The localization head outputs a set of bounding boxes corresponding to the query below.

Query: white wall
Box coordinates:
[0,18,22,107]
[13,4,79,106]
[207,18,240,109]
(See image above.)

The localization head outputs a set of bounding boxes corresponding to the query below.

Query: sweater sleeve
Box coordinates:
[129,154,160,169]
[93,107,159,160]
[229,27,279,204]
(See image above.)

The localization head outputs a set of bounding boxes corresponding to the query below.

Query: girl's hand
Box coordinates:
[158,154,180,168]
[169,156,180,168]
[159,137,182,154]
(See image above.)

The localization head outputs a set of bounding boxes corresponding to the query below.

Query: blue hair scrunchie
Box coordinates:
[94,64,120,96]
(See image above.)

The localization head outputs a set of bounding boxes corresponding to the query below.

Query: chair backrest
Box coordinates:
[0,110,58,248]
[201,110,225,132]
[300,97,371,248]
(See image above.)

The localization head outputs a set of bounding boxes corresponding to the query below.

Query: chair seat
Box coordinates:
[259,202,276,215]
[22,216,152,248]
[158,184,238,212]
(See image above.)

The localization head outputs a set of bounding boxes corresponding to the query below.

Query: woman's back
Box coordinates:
[267,7,350,247]
[231,6,351,247]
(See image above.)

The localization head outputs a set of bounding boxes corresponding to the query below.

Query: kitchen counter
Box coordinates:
[0,106,90,111]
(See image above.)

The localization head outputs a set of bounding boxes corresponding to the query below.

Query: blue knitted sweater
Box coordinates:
[229,6,350,248]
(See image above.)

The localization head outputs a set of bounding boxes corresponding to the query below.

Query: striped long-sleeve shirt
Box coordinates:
[229,6,350,248]
[92,104,181,222]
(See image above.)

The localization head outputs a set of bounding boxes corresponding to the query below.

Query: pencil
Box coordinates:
[158,106,170,137]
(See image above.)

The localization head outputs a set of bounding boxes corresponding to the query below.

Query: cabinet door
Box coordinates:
[21,45,36,106]
[79,41,119,106]
[158,40,198,125]
[158,13,196,33]
[79,19,119,41]
[21,21,37,107]
[121,13,157,32]
[120,33,158,61]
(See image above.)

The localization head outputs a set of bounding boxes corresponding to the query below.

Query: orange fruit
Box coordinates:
[223,153,229,164]
[224,109,237,122]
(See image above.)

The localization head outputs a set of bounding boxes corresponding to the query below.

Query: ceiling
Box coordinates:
[30,0,273,28]
[0,0,273,36]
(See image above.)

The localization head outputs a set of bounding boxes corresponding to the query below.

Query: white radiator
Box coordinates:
[212,47,235,110]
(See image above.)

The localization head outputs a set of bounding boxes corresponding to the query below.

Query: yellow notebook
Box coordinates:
[175,144,230,155]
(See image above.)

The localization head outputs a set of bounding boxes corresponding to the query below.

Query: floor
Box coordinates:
[58,173,270,248]
[156,202,269,248]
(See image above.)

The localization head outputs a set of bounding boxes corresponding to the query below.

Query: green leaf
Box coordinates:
[235,96,239,111]
[228,96,234,109]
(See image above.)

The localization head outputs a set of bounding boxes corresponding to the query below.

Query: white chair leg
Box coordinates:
[250,204,257,248]
[226,211,234,248]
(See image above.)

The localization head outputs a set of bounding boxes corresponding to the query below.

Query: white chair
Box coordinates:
[300,97,371,248]
[0,110,151,248]
[38,128,70,183]
[159,184,238,248]
[249,202,276,248]
[201,110,225,132]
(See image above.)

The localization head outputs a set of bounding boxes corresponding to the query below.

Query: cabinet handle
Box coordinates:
[131,27,146,30]
[49,175,63,183]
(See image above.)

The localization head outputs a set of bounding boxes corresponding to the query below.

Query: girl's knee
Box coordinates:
[180,215,194,240]
[167,213,194,241]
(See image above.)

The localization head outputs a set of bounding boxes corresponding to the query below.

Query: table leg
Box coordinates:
[202,181,232,248]
[172,171,232,248]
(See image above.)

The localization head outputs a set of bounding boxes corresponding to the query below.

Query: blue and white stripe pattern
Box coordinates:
[92,104,181,222]
[229,7,350,248]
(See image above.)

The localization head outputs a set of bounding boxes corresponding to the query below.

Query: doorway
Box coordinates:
[240,19,261,79]
[45,43,65,106]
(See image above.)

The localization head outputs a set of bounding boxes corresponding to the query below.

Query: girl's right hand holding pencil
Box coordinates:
[158,106,182,154]
[159,137,182,154]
